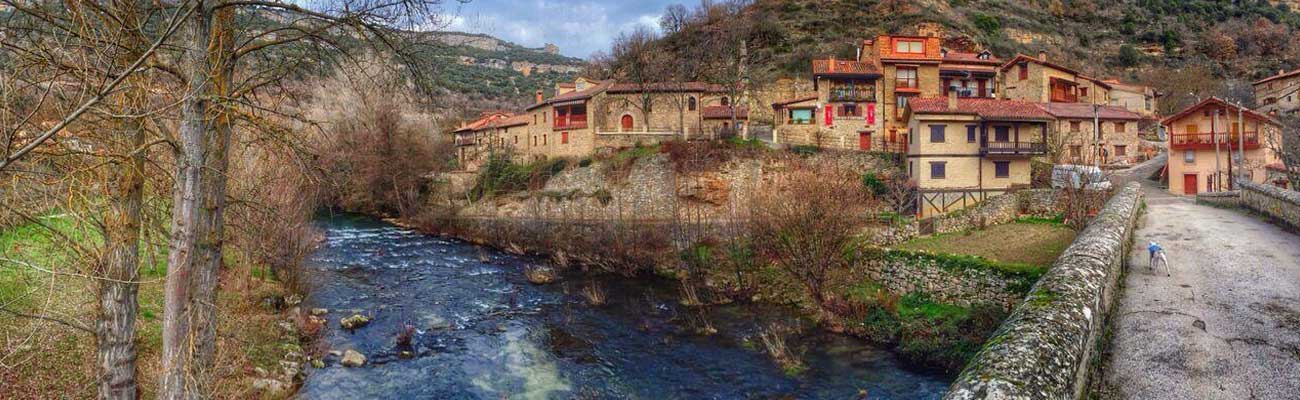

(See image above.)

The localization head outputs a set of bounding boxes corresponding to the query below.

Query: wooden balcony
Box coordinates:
[829,87,875,102]
[982,141,1046,156]
[1170,132,1260,151]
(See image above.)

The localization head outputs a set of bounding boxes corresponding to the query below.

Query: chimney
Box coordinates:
[535,90,543,104]
[1038,51,1047,62]
[947,90,959,111]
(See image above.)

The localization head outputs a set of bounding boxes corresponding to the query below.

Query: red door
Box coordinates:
[1183,174,1198,195]
[620,115,633,130]
[859,132,871,150]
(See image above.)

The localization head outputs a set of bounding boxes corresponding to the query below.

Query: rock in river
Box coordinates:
[340,314,371,329]
[341,349,367,367]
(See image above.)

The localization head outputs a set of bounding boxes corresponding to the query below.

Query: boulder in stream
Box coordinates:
[523,265,558,285]
[340,314,371,329]
[341,349,367,367]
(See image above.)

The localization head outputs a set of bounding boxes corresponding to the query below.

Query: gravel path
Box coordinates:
[1101,179,1300,399]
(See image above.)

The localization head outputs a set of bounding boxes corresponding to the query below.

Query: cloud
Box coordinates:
[442,0,674,58]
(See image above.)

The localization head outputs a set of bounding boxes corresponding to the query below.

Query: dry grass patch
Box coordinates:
[898,222,1076,267]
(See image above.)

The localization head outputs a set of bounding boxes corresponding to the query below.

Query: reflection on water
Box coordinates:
[297,214,949,399]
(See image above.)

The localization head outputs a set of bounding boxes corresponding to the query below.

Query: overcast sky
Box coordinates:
[443,0,680,59]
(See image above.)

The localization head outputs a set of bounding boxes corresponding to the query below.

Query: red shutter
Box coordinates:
[825,106,834,126]
[866,104,876,125]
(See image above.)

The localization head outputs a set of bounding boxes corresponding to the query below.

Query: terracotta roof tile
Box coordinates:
[771,96,818,108]
[701,105,749,119]
[1037,103,1142,120]
[606,81,723,93]
[942,51,1002,65]
[526,81,611,110]
[1254,69,1300,86]
[909,97,1054,120]
[1161,97,1281,126]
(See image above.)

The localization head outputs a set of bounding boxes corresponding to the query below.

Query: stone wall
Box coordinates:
[945,182,1144,400]
[1240,181,1300,229]
[860,250,1037,310]
[1195,190,1241,208]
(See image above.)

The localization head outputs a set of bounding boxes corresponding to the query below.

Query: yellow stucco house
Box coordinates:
[1162,98,1283,196]
[904,94,1053,217]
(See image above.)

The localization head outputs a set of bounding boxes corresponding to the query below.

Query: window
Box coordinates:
[1018,63,1028,80]
[721,97,730,106]
[1207,175,1216,192]
[1114,144,1126,156]
[688,97,697,111]
[966,125,977,143]
[840,103,859,117]
[895,94,913,119]
[543,134,547,145]
[514,136,518,144]
[894,39,924,54]
[994,161,1010,178]
[1070,145,1081,158]
[561,131,569,144]
[896,67,918,89]
[789,108,813,124]
[1070,121,1081,132]
[929,125,945,143]
[1079,87,1088,98]
[1184,150,1195,163]
[994,126,1010,142]
[1115,122,1126,133]
[930,162,946,179]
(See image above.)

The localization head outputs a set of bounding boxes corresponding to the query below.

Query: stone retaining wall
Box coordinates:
[1195,190,1241,208]
[945,182,1144,400]
[1240,181,1300,229]
[860,251,1036,310]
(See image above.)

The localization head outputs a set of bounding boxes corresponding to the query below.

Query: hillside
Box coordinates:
[651,0,1300,113]
[414,31,585,113]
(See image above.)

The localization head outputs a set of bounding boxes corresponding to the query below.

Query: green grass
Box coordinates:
[897,222,1076,268]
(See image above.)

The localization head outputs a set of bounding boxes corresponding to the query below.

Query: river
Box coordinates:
[297,214,949,399]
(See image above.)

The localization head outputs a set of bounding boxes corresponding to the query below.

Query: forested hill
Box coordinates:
[413,31,585,112]
[655,0,1300,111]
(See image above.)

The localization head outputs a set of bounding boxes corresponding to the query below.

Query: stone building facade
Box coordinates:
[1253,69,1300,116]
[998,53,1111,105]
[1037,103,1144,166]
[1163,97,1283,196]
[451,78,745,169]
[1104,80,1160,117]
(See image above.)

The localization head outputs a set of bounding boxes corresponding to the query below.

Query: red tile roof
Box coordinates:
[1160,97,1280,127]
[1037,103,1142,120]
[526,81,611,110]
[942,50,1002,65]
[909,97,1054,120]
[454,112,513,133]
[488,114,529,128]
[606,81,724,93]
[701,105,749,120]
[1253,69,1300,86]
[812,58,881,76]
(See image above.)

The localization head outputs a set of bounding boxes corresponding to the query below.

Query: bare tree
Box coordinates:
[1270,115,1300,186]
[610,26,667,132]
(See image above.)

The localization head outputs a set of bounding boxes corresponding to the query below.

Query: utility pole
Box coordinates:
[1093,104,1101,168]
[1213,109,1221,192]
[1238,102,1245,187]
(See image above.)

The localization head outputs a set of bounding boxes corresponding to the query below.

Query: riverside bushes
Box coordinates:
[842,286,1006,372]
[469,155,570,200]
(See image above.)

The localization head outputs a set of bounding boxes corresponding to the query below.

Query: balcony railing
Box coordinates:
[982,141,1047,156]
[553,116,588,130]
[1170,132,1260,151]
[829,87,876,102]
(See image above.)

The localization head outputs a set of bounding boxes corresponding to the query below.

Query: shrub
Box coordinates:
[970,12,1000,34]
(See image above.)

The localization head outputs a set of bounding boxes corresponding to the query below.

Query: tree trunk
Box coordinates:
[97,112,147,400]
[96,7,149,398]
[159,4,213,398]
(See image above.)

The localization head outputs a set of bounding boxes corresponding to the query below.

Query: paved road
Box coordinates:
[1101,177,1300,399]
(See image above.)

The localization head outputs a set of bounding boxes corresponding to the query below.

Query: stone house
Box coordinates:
[904,94,1052,217]
[1037,103,1144,166]
[1103,80,1160,117]
[1163,97,1283,196]
[870,35,945,144]
[771,58,887,150]
[1253,69,1300,116]
[939,49,1001,100]
[700,105,749,137]
[453,77,744,168]
[998,53,1111,105]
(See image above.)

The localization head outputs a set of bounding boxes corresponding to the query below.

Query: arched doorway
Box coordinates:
[621,115,634,131]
